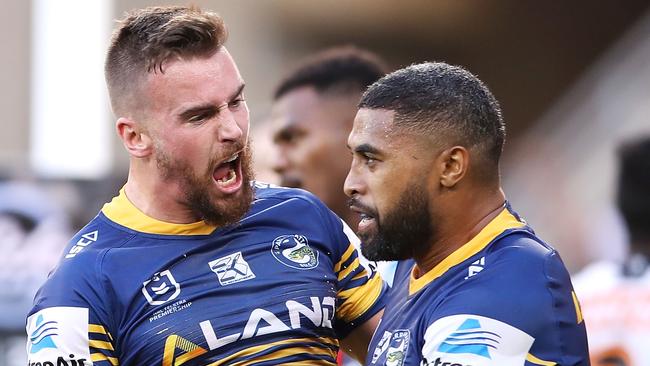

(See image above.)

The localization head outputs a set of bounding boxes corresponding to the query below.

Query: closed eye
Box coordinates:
[229,98,245,109]
[186,109,217,124]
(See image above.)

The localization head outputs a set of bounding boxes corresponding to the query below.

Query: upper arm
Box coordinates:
[333,220,387,339]
[26,253,118,365]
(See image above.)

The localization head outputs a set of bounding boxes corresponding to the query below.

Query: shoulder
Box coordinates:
[252,181,329,210]
[31,216,126,313]
[249,182,341,228]
[434,231,576,333]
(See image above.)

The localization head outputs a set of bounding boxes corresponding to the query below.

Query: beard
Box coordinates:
[155,143,255,228]
[358,183,434,262]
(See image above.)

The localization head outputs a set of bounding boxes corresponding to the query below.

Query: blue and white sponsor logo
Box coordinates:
[142,269,181,306]
[209,252,256,286]
[422,314,534,366]
[28,314,58,354]
[271,234,319,270]
[26,307,92,364]
[437,318,501,359]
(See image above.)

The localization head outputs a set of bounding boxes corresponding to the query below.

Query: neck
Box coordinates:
[124,163,200,224]
[413,186,506,276]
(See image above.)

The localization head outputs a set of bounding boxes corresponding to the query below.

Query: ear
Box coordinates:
[116,117,153,158]
[437,146,469,188]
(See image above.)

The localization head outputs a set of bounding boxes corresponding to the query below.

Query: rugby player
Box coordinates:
[26,6,385,365]
[344,62,590,365]
[270,46,389,229]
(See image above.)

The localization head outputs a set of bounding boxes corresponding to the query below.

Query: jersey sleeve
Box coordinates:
[331,218,387,338]
[419,236,588,366]
[26,242,119,366]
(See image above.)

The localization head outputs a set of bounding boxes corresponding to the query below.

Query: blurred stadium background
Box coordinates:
[1,1,650,364]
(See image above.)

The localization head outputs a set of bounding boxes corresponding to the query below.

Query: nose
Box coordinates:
[218,112,245,142]
[271,148,289,175]
[343,166,362,198]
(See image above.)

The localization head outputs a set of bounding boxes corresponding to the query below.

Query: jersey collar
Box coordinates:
[101,187,216,235]
[408,205,525,295]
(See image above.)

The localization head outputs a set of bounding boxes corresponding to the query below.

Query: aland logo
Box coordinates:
[271,234,319,270]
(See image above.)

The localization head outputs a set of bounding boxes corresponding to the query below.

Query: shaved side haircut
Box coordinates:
[105,6,228,116]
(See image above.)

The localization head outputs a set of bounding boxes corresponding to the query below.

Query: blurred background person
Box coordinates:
[270,46,389,228]
[573,136,650,366]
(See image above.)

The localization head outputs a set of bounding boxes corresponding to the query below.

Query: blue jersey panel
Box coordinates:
[27,183,386,366]
[367,204,589,366]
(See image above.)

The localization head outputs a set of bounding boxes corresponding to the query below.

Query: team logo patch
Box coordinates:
[385,329,410,366]
[209,251,256,286]
[142,269,181,306]
[271,234,319,270]
[438,318,500,359]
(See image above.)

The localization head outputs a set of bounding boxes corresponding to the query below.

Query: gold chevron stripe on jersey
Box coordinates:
[526,353,557,365]
[162,335,208,366]
[409,207,525,295]
[89,323,118,365]
[337,274,383,321]
[334,244,356,273]
[571,290,584,324]
[91,353,119,366]
[206,336,339,366]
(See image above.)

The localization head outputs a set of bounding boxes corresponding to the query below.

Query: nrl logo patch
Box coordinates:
[142,269,181,306]
[271,234,319,270]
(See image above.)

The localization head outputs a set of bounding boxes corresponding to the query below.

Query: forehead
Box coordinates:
[271,86,356,131]
[348,108,399,147]
[144,48,244,111]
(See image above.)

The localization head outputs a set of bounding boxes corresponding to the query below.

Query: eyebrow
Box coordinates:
[177,83,246,119]
[353,143,381,156]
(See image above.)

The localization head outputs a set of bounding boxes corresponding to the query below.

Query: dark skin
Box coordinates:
[271,86,360,228]
[345,108,506,275]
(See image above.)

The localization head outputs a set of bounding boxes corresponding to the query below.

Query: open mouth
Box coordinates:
[213,152,243,193]
[349,203,377,233]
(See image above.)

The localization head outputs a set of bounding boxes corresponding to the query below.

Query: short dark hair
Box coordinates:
[274,46,389,100]
[617,136,650,243]
[359,62,506,178]
[105,6,227,116]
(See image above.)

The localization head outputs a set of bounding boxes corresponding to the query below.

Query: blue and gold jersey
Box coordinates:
[27,183,386,366]
[367,204,589,366]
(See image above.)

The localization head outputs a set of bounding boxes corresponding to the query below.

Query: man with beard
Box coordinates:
[344,62,589,365]
[26,6,385,366]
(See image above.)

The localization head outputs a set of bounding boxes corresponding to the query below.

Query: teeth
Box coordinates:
[224,154,239,163]
[217,169,237,186]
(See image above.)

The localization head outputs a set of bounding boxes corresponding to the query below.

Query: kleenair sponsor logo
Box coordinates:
[27,314,88,365]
